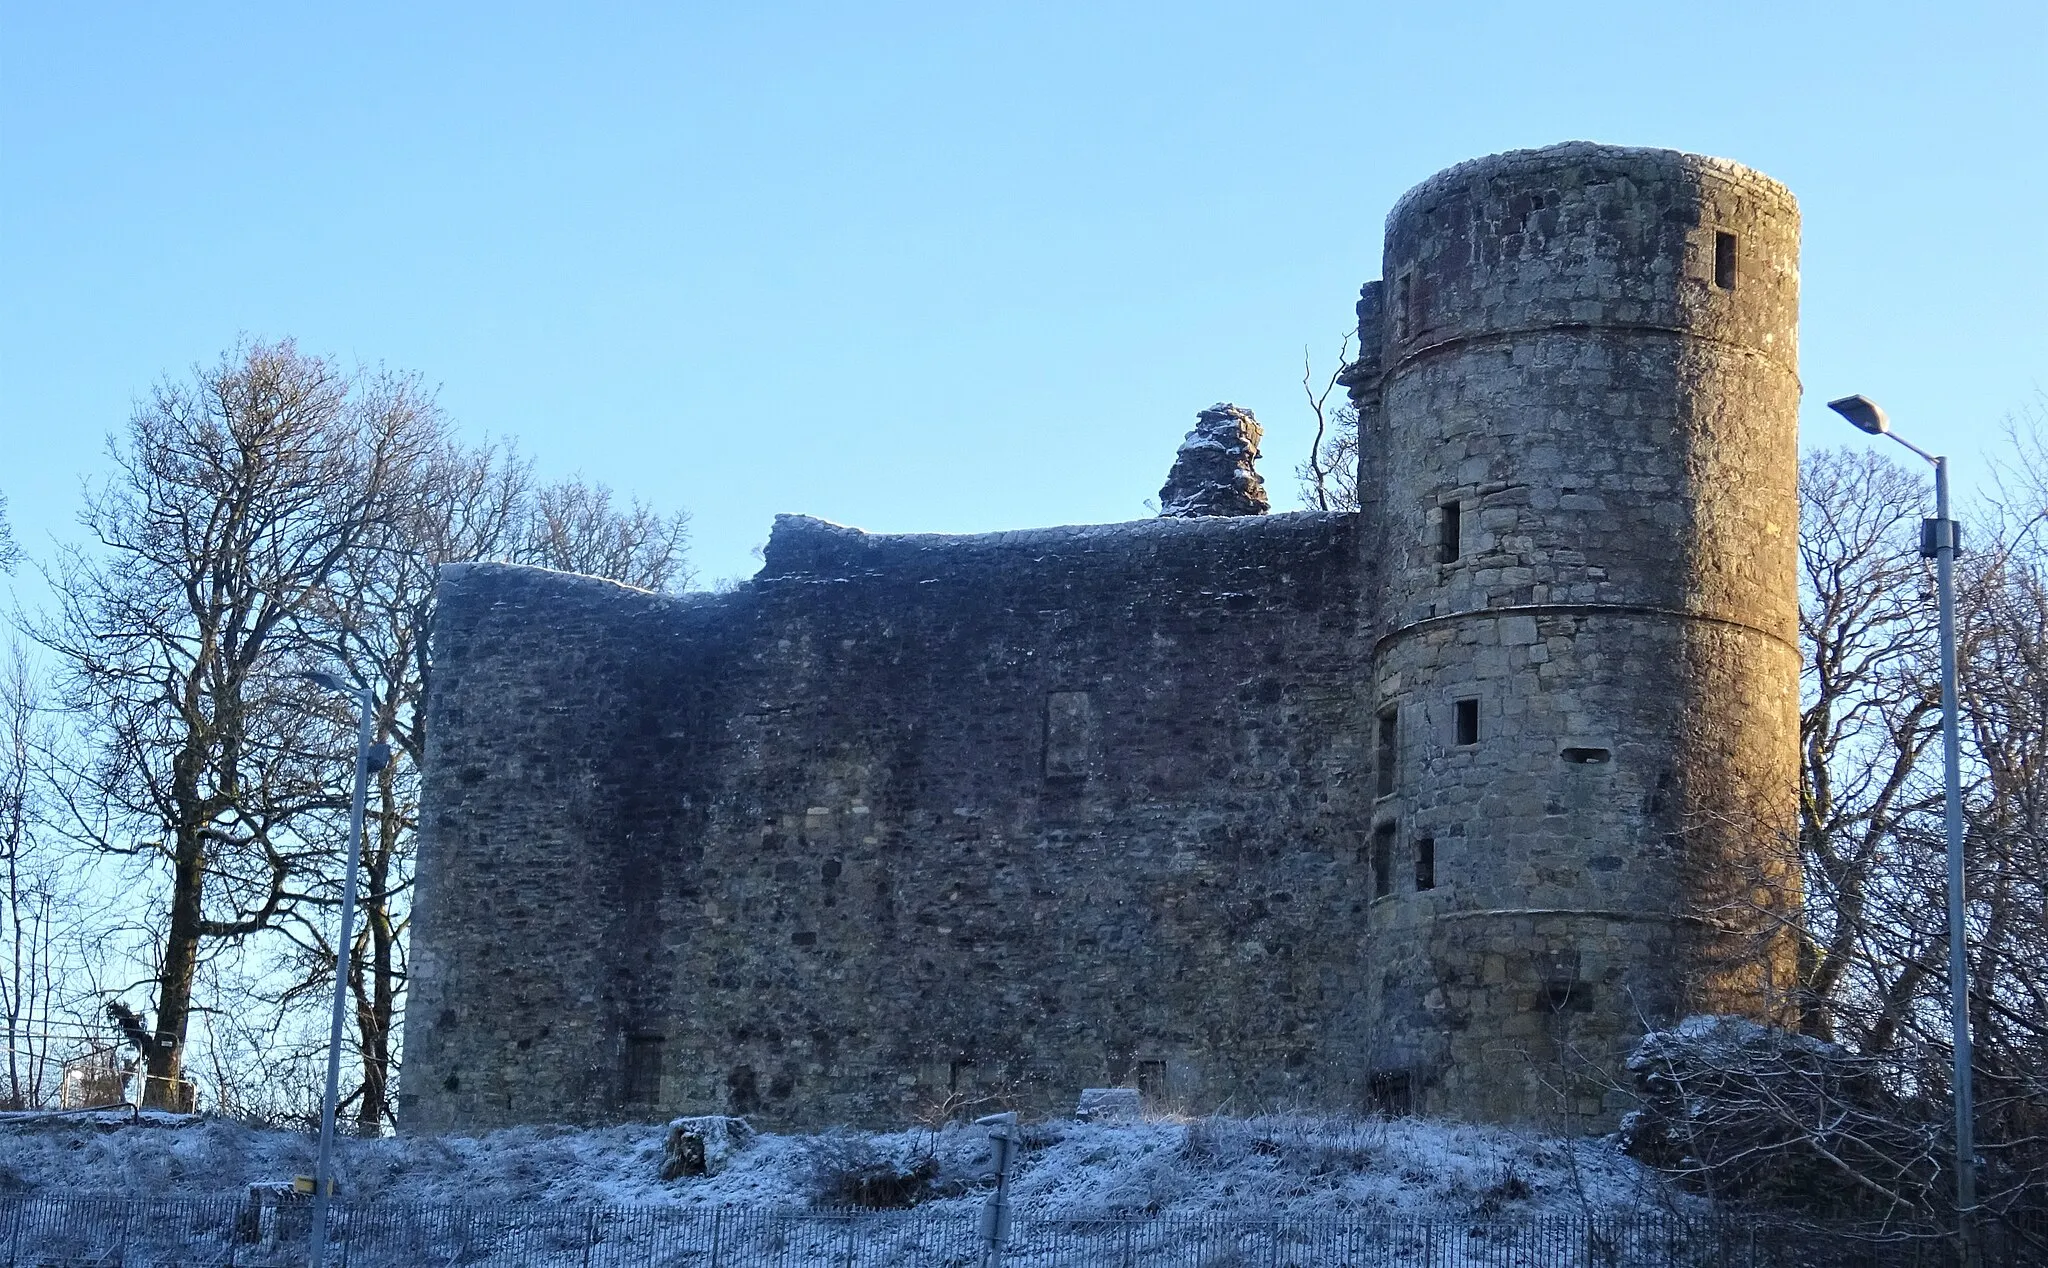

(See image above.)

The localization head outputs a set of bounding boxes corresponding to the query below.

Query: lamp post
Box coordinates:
[298,671,390,1268]
[976,1111,1021,1268]
[1827,394,1976,1239]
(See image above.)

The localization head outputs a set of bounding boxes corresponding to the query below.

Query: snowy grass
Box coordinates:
[0,1110,1696,1223]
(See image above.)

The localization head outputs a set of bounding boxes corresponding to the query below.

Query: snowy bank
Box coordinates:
[0,1112,1694,1223]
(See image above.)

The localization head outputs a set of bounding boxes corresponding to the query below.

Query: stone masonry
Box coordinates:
[1158,403,1270,518]
[402,143,1803,1134]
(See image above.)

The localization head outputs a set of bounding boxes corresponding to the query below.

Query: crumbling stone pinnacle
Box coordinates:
[1158,403,1269,518]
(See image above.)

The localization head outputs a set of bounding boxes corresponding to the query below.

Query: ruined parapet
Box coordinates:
[1158,404,1269,517]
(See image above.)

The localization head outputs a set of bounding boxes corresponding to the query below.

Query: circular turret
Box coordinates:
[1359,144,1802,1126]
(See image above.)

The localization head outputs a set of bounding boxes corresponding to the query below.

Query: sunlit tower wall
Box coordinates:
[1352,144,1803,1126]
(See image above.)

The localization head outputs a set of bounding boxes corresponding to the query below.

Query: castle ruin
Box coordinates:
[403,143,1803,1134]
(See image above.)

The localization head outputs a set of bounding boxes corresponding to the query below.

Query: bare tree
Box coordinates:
[16,337,696,1127]
[0,644,91,1109]
[519,476,693,591]
[0,491,20,574]
[1949,423,2048,1215]
[1795,449,1945,1047]
[32,340,438,1109]
[1294,339,1358,513]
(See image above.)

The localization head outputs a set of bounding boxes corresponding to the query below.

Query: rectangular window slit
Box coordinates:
[1376,709,1398,797]
[1454,699,1478,746]
[1044,690,1099,780]
[1439,500,1461,564]
[1714,231,1737,290]
[623,1034,663,1104]
[1415,837,1436,891]
[1371,821,1396,900]
[1561,746,1611,764]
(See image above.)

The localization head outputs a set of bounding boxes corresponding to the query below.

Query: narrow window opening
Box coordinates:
[1561,746,1611,764]
[1371,821,1396,900]
[1394,272,1413,339]
[1714,232,1737,290]
[623,1034,664,1104]
[1376,710,1398,797]
[1542,981,1594,1014]
[1415,837,1436,891]
[948,1060,975,1094]
[1369,1070,1413,1117]
[1135,1059,1167,1102]
[1438,500,1462,563]
[1454,699,1479,747]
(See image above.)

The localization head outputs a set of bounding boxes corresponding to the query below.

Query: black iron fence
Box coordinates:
[1,1196,2041,1267]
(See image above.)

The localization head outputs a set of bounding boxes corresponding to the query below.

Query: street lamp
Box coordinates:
[976,1112,1021,1268]
[298,670,391,1268]
[1827,395,1976,1233]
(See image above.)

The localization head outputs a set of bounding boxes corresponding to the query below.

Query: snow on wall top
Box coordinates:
[757,508,1351,581]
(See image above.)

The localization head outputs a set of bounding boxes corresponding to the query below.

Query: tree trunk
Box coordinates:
[352,771,401,1133]
[353,974,389,1132]
[144,826,206,1111]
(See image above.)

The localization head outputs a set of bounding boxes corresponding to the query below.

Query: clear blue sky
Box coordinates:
[4,1,2044,589]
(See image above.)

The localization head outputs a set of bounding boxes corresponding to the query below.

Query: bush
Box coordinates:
[1621,1015,1943,1219]
[800,1131,944,1209]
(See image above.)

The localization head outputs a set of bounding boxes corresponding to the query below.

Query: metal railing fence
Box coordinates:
[0,1195,2040,1267]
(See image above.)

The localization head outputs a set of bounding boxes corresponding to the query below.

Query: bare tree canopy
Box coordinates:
[1795,449,1943,1045]
[31,340,440,1107]
[0,642,84,1110]
[518,477,692,592]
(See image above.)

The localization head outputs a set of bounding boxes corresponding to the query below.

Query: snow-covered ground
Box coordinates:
[0,1110,1695,1223]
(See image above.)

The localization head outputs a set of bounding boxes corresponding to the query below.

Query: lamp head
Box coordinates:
[299,671,348,694]
[1827,394,1890,436]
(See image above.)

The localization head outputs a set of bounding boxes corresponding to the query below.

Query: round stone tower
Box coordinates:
[1354,143,1802,1126]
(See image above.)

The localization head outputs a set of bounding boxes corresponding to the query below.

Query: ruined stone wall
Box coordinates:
[1355,144,1802,1128]
[404,512,1374,1132]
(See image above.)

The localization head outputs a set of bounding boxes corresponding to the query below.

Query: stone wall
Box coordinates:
[405,512,1374,1131]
